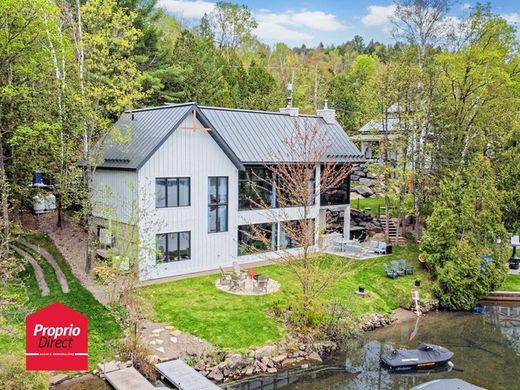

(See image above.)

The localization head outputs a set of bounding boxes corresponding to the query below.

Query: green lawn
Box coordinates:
[140,245,431,352]
[499,274,520,291]
[351,195,414,217]
[0,234,121,369]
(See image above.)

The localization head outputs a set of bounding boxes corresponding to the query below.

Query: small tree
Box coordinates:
[239,119,352,324]
[92,182,159,305]
[420,154,509,310]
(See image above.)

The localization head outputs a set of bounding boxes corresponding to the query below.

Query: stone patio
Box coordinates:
[215,277,281,295]
[140,321,212,362]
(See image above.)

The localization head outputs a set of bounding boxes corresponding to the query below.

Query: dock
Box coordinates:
[484,291,520,302]
[156,359,221,390]
[105,367,155,389]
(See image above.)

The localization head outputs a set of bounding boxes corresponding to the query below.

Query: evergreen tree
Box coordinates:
[421,155,509,310]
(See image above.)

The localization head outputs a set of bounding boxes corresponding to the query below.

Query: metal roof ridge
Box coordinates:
[126,102,197,113]
[199,105,323,118]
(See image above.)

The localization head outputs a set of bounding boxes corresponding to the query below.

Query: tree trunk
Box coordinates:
[0,138,10,260]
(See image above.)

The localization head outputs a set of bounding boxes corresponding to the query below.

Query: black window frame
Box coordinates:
[155,177,191,208]
[208,176,228,233]
[156,231,191,263]
[237,223,278,256]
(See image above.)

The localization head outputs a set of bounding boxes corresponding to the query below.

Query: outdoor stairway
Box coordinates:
[378,216,406,245]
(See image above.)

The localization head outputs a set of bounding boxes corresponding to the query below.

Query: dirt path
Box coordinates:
[11,245,50,296]
[16,238,70,293]
[33,213,109,305]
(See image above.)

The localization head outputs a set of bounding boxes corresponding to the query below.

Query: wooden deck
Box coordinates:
[484,291,520,302]
[105,367,155,389]
[156,359,221,390]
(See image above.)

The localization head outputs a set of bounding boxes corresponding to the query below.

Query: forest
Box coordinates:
[0,0,519,309]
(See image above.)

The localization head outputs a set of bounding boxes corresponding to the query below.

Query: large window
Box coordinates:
[320,167,350,206]
[155,177,190,208]
[239,168,273,210]
[156,232,191,263]
[280,219,315,249]
[208,177,228,233]
[238,223,277,256]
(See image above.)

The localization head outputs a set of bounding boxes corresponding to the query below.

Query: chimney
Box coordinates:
[280,96,299,117]
[317,99,336,124]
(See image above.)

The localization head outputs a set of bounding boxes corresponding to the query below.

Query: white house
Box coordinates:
[92,102,364,281]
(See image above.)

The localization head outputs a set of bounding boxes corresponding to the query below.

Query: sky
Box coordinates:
[156,0,520,47]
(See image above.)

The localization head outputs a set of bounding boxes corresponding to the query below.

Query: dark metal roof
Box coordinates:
[96,103,363,170]
[200,106,364,164]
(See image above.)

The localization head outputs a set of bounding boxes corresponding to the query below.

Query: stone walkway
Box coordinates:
[140,321,212,363]
[11,245,50,296]
[16,238,70,293]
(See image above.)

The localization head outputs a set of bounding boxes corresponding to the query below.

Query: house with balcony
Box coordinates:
[351,103,407,163]
[91,102,364,281]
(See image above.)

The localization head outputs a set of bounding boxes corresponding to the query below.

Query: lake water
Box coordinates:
[228,303,520,390]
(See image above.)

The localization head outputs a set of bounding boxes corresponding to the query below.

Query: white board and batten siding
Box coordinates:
[137,114,239,280]
[92,169,137,223]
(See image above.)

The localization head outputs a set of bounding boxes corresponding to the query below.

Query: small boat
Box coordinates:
[381,342,454,371]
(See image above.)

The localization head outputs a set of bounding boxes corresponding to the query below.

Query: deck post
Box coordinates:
[343,204,350,240]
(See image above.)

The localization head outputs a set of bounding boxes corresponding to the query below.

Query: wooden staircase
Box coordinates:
[378,216,406,245]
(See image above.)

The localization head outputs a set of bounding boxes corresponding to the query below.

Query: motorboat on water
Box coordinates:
[381,342,454,371]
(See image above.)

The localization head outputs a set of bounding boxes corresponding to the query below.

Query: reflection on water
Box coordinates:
[227,304,520,390]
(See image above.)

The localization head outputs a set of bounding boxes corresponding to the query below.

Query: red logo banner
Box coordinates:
[26,302,88,371]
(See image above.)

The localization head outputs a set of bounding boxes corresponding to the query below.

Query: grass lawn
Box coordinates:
[0,234,121,369]
[499,274,520,291]
[140,245,431,352]
[350,195,414,217]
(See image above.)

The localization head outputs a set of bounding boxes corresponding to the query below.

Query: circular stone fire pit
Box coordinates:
[215,277,281,295]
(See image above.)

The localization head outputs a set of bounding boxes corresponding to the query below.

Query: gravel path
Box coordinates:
[16,238,70,293]
[11,245,50,296]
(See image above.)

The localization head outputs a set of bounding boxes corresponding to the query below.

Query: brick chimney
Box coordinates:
[280,96,299,117]
[317,99,336,124]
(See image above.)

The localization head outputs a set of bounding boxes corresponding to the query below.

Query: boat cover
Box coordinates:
[382,343,453,369]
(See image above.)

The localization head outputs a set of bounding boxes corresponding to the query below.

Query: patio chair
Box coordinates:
[384,263,397,279]
[391,260,405,276]
[232,261,247,280]
[398,259,414,275]
[230,274,246,291]
[219,266,232,286]
[254,275,269,293]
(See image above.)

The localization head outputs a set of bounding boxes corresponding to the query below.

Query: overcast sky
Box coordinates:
[156,0,520,47]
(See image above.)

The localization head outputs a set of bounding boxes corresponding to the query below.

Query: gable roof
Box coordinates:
[96,103,363,170]
[358,118,399,134]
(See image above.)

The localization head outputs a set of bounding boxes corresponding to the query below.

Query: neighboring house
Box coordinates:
[92,102,363,281]
[351,104,406,163]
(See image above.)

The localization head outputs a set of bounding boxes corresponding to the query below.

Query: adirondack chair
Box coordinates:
[230,274,246,291]
[398,259,414,275]
[254,275,269,293]
[219,266,231,285]
[391,260,405,276]
[384,263,397,279]
[232,261,246,280]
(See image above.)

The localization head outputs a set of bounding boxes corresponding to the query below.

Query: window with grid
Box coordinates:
[156,232,191,263]
[208,176,228,233]
[155,177,190,208]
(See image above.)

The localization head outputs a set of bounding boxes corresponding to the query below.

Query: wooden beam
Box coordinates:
[177,110,211,132]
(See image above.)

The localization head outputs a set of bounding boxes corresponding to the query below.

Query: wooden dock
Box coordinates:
[484,291,520,302]
[105,367,155,389]
[156,359,221,390]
